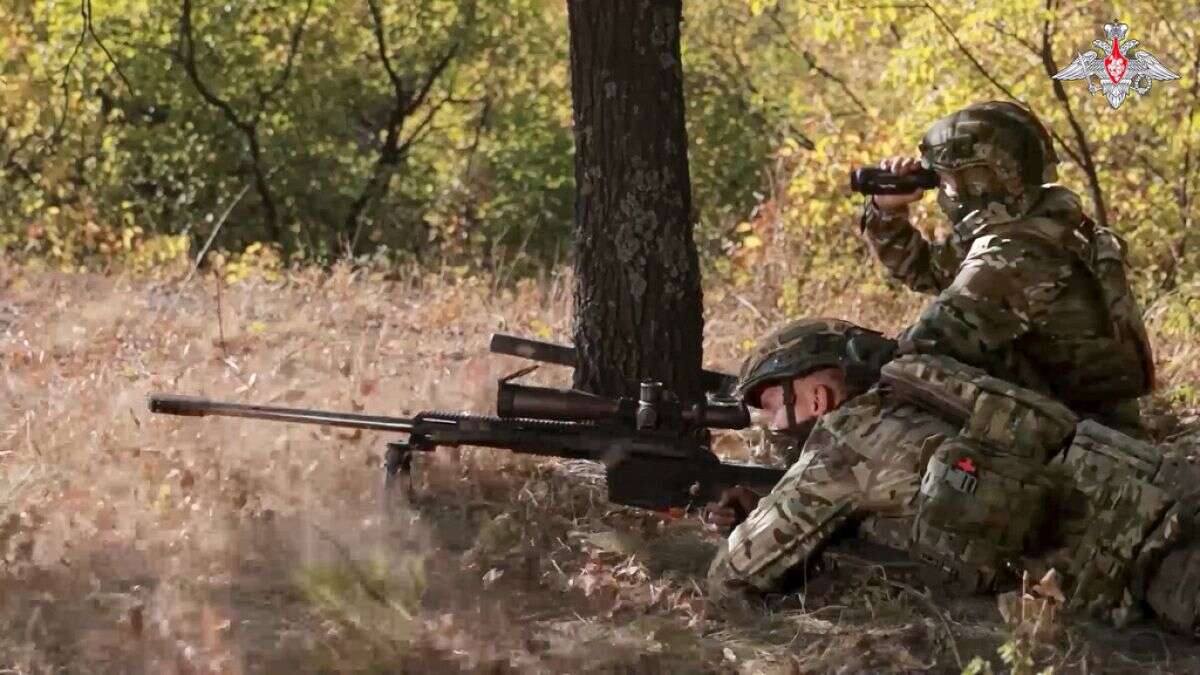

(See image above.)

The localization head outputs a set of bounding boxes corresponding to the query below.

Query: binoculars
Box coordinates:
[849,167,939,195]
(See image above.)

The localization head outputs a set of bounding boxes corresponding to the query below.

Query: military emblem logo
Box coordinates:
[1053,20,1179,109]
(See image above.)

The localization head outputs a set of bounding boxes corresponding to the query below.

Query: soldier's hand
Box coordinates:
[704,485,761,536]
[871,156,928,211]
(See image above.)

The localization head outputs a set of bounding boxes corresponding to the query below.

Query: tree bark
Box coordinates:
[567,0,704,403]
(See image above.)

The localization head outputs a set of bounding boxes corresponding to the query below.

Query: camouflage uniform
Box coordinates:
[860,101,1154,428]
[708,347,1075,599]
[708,319,1200,636]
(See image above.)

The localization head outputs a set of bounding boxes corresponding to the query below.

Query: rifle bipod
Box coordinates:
[382,441,416,509]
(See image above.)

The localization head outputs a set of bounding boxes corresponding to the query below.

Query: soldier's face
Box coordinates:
[757,374,837,431]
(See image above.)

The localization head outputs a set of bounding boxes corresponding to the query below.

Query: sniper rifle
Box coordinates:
[148,334,782,513]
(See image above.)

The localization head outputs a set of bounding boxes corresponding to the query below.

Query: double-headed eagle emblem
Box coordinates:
[1053,20,1179,109]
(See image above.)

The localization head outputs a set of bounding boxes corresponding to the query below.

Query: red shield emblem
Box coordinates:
[1104,38,1128,84]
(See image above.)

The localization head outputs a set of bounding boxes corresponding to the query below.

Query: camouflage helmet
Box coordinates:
[733,318,897,408]
[919,100,1059,188]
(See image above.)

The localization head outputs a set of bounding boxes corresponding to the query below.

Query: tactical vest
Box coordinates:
[879,353,1188,626]
[879,353,1079,592]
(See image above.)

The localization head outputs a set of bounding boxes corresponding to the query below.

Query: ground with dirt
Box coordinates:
[3,264,1200,673]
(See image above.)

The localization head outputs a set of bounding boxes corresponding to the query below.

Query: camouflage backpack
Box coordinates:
[1051,421,1200,629]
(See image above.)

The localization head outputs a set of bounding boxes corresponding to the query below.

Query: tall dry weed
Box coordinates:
[2,263,1198,672]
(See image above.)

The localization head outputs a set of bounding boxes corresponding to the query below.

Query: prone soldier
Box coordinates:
[706,318,1200,635]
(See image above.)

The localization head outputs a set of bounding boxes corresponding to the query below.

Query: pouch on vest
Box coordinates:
[880,353,1077,592]
[912,437,1056,593]
[1081,222,1155,396]
[1053,420,1170,625]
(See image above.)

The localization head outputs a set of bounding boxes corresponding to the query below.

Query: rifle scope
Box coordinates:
[496,381,748,430]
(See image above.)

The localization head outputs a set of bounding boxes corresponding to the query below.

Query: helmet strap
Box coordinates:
[782,377,799,432]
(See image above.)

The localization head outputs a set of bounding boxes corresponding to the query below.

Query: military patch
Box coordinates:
[920,455,978,497]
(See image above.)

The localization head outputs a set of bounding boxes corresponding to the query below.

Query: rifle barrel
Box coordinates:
[148,394,415,433]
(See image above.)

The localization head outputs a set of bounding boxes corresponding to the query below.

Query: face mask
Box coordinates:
[936,187,981,224]
[936,168,1025,225]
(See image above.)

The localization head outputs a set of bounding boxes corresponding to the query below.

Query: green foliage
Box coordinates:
[1,0,576,268]
[962,639,1056,675]
[2,0,1198,312]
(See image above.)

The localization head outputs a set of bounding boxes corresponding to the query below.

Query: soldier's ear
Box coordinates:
[811,384,832,417]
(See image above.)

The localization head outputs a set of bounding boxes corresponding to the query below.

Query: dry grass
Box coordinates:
[2,257,1199,673]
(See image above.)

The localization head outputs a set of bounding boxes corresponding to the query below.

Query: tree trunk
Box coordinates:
[567,0,704,403]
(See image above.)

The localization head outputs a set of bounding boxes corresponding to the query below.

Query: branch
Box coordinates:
[460,96,491,159]
[84,0,136,94]
[404,43,459,115]
[345,0,464,256]
[177,0,281,238]
[767,13,869,114]
[1038,0,1108,228]
[254,0,314,116]
[1134,151,1170,185]
[1145,3,1195,61]
[183,182,253,284]
[366,0,405,94]
[1177,29,1200,229]
[177,0,250,133]
[693,26,816,150]
[1158,21,1200,292]
[923,3,1018,100]
[916,2,1084,174]
[984,20,1039,56]
[395,89,456,158]
[50,1,90,148]
[0,122,39,186]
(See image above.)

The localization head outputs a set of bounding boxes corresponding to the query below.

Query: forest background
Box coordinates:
[6,0,1197,326]
[4,1,1200,671]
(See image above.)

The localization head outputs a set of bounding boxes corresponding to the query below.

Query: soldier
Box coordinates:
[706,317,1200,636]
[861,101,1154,431]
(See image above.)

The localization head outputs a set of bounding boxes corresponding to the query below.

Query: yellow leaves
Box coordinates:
[219,242,284,283]
[247,320,268,335]
[740,235,763,250]
[997,569,1065,644]
[527,317,552,340]
[155,483,173,510]
[747,0,778,18]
